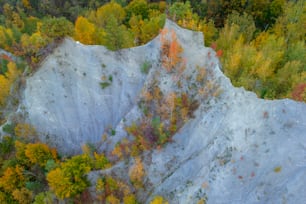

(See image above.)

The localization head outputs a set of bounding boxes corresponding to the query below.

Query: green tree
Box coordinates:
[102,15,134,50]
[33,191,53,204]
[125,0,149,21]
[89,2,126,28]
[40,17,74,39]
[226,11,256,43]
[272,0,306,44]
[169,1,193,22]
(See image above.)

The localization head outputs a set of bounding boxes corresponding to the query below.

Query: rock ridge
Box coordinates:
[20,20,306,203]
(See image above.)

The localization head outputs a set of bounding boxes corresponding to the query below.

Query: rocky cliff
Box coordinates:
[20,20,306,203]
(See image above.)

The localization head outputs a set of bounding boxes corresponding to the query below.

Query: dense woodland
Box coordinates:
[0,0,305,203]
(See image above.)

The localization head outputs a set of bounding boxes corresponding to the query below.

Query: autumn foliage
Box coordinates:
[46,155,91,199]
[0,61,19,106]
[160,28,184,72]
[292,84,306,102]
[0,0,305,203]
[129,157,145,188]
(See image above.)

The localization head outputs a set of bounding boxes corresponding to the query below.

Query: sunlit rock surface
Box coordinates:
[22,20,306,203]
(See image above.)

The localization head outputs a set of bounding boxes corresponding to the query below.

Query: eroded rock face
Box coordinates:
[22,34,159,155]
[22,20,306,203]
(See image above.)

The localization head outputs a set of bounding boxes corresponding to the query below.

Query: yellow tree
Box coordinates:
[25,143,58,167]
[22,0,32,9]
[12,188,33,204]
[139,15,165,44]
[47,155,92,199]
[0,61,19,106]
[0,165,25,193]
[199,19,218,46]
[129,14,143,45]
[0,74,11,106]
[14,123,37,141]
[12,12,24,30]
[106,195,120,204]
[74,16,98,45]
[15,140,29,165]
[150,196,168,204]
[123,194,137,204]
[20,32,50,63]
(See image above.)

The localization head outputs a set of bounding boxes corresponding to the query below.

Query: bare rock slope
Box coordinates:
[21,20,306,203]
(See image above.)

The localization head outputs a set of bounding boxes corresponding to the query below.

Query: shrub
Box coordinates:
[150,196,168,204]
[160,28,184,73]
[100,82,111,89]
[129,157,145,188]
[141,61,151,74]
[2,123,14,134]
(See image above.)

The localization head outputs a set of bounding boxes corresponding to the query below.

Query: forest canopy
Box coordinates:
[0,0,305,202]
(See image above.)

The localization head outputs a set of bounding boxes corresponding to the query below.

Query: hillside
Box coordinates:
[14,20,306,203]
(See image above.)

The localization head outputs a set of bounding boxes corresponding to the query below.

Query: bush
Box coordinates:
[140,61,151,74]
[2,123,14,134]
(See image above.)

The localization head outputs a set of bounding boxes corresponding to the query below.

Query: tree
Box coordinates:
[245,0,270,28]
[129,13,165,45]
[33,191,53,204]
[0,61,19,106]
[40,17,74,39]
[139,14,165,44]
[0,165,25,193]
[169,1,193,22]
[25,143,57,168]
[15,140,29,166]
[106,194,120,204]
[0,25,14,51]
[0,73,12,106]
[123,194,138,204]
[11,12,25,30]
[102,15,134,50]
[89,2,126,28]
[12,187,33,204]
[74,16,98,45]
[22,16,40,35]
[20,32,50,61]
[125,0,149,21]
[199,18,217,46]
[272,0,306,44]
[14,123,37,141]
[22,0,32,9]
[0,135,14,157]
[150,196,168,204]
[226,11,256,43]
[46,155,92,199]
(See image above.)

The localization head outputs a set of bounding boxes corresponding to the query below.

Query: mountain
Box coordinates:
[19,20,306,203]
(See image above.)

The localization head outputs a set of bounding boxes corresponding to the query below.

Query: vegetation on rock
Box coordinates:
[0,0,305,203]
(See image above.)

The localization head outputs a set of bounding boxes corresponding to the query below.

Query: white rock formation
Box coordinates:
[21,20,306,203]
